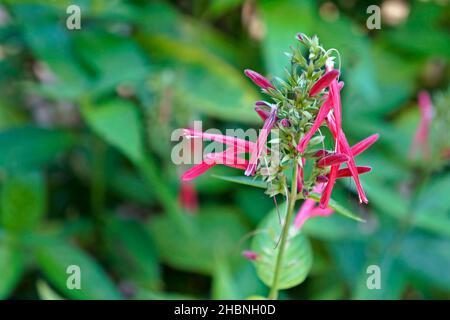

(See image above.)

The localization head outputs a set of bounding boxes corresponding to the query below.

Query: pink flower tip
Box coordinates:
[351,133,380,157]
[244,69,274,90]
[280,119,291,127]
[309,69,340,97]
[242,250,259,261]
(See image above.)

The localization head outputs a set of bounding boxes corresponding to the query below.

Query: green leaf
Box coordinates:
[35,239,122,299]
[148,207,248,275]
[212,260,240,300]
[1,171,46,232]
[10,3,91,99]
[0,127,75,171]
[251,203,313,290]
[308,193,365,222]
[212,175,268,189]
[412,174,450,237]
[103,216,161,290]
[81,99,144,162]
[399,232,450,291]
[74,31,149,96]
[36,280,63,300]
[0,239,24,299]
[137,34,259,124]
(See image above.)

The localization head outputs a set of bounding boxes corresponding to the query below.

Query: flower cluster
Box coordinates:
[179,34,378,212]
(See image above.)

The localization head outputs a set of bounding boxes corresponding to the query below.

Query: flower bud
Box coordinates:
[244,69,274,90]
[317,153,349,167]
[316,175,329,183]
[280,119,291,127]
[255,105,270,121]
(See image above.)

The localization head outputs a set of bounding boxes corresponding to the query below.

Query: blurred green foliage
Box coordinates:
[0,0,449,300]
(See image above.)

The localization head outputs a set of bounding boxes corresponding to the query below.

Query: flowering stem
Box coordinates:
[268,162,299,300]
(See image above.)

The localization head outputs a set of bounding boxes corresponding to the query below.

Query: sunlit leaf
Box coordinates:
[81,99,144,162]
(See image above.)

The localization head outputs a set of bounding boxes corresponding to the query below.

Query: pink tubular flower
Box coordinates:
[181,130,255,181]
[178,181,198,213]
[245,107,278,176]
[296,98,333,154]
[309,70,340,97]
[182,129,255,152]
[325,113,369,205]
[244,69,274,90]
[319,146,341,208]
[294,184,334,230]
[410,90,433,159]
[297,62,378,207]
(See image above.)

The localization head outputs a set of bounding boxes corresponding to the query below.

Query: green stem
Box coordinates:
[268,164,299,300]
[135,155,191,231]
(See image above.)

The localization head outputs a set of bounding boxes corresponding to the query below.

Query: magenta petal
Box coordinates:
[335,166,372,178]
[309,69,340,97]
[317,153,349,167]
[183,129,255,152]
[296,98,332,153]
[351,133,379,156]
[244,69,274,90]
[181,162,216,181]
[245,109,277,176]
[255,106,270,121]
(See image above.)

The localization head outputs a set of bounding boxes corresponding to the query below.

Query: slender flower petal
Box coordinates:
[328,70,342,140]
[297,158,305,191]
[255,100,272,108]
[351,134,380,156]
[206,150,248,170]
[335,166,372,178]
[296,98,332,153]
[320,157,340,208]
[245,108,278,176]
[244,69,274,90]
[255,106,270,121]
[181,162,215,181]
[326,114,369,204]
[294,183,333,229]
[309,69,340,97]
[182,129,255,152]
[317,153,349,167]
